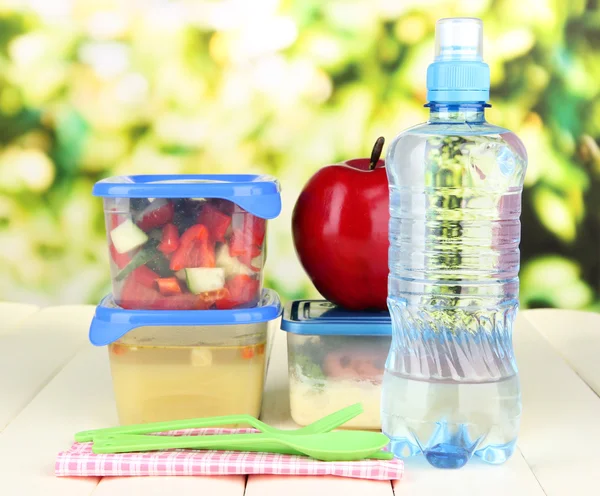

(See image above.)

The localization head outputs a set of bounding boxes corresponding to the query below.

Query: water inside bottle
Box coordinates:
[383,130,526,468]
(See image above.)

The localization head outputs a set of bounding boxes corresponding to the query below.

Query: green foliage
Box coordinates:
[0,1,598,310]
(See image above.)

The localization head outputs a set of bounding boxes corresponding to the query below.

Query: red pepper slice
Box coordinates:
[170,239,216,271]
[157,223,180,255]
[179,224,209,245]
[136,201,175,232]
[155,277,183,296]
[197,204,232,243]
[169,224,215,271]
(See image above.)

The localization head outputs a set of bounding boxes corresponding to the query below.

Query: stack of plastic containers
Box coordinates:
[89,175,282,424]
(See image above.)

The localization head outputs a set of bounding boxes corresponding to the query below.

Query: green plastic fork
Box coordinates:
[75,403,364,443]
[92,431,394,462]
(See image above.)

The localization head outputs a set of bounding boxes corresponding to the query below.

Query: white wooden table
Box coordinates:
[0,304,599,496]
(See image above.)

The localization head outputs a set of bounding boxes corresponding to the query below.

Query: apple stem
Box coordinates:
[369,137,385,170]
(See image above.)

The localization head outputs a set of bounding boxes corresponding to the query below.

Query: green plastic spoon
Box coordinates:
[76,403,364,443]
[93,431,392,462]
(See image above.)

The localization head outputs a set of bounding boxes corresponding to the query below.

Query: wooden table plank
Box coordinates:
[515,314,600,495]
[394,451,543,495]
[0,302,40,335]
[522,309,600,397]
[0,305,95,431]
[246,475,393,496]
[0,346,110,496]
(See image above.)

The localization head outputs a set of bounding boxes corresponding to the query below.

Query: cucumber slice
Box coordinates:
[185,268,225,294]
[215,245,253,277]
[110,219,148,254]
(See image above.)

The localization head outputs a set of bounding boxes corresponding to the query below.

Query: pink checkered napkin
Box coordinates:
[55,428,403,481]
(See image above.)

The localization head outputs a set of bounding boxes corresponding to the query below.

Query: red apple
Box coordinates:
[292,138,389,311]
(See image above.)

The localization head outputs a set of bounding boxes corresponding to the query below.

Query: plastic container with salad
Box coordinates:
[281,300,392,430]
[89,289,282,424]
[93,175,281,310]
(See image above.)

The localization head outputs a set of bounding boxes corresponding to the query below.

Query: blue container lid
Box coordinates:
[90,288,282,346]
[93,174,281,220]
[281,300,391,336]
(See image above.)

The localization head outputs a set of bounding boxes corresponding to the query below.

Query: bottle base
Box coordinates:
[385,428,517,469]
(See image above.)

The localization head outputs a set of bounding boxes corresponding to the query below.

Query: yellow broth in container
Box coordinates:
[89,289,282,424]
[109,340,266,424]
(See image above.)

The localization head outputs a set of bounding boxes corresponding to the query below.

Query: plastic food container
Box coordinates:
[90,289,282,424]
[93,175,281,310]
[281,300,391,430]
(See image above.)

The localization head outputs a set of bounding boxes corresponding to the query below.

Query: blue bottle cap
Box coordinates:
[93,174,281,220]
[427,18,490,103]
[281,300,391,336]
[90,288,282,346]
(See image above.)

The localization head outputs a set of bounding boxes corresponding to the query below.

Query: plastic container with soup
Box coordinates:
[89,289,282,424]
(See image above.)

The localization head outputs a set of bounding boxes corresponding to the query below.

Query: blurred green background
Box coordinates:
[0,0,598,310]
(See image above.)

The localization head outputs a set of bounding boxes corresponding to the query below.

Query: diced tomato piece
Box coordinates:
[109,243,131,269]
[130,265,160,289]
[136,201,175,232]
[197,204,232,243]
[119,276,161,309]
[225,275,260,307]
[155,277,182,296]
[157,223,180,255]
[169,224,215,271]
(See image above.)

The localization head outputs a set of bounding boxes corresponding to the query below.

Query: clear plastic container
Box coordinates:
[89,289,282,424]
[93,175,281,310]
[281,300,391,430]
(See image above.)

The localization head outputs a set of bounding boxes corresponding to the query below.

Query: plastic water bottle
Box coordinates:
[381,18,527,469]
